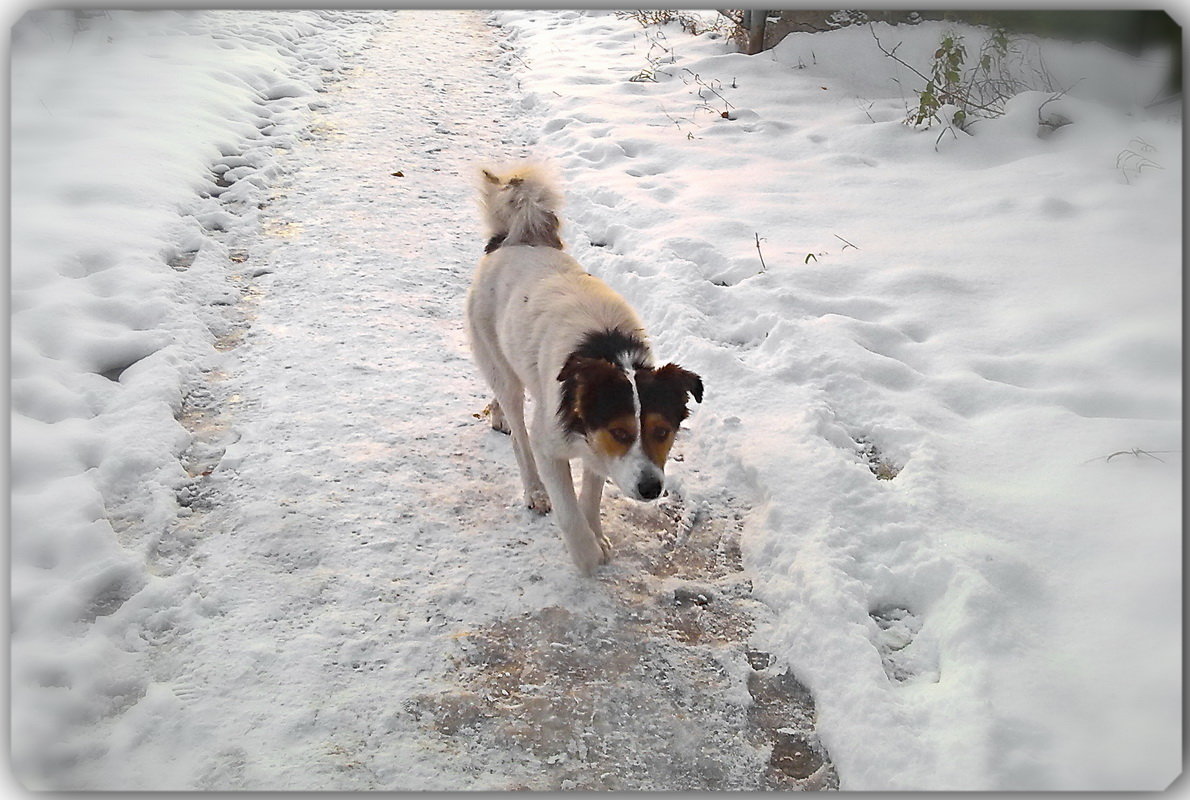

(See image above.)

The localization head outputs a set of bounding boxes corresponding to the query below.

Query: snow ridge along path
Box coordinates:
[31,11,823,790]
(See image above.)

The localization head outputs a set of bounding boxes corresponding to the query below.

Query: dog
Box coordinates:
[466,163,703,574]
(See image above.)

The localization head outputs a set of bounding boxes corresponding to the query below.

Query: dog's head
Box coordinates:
[558,356,703,502]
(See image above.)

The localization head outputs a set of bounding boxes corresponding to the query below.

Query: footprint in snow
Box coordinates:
[869,605,938,684]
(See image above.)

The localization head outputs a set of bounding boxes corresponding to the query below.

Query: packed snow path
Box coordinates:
[48,11,831,789]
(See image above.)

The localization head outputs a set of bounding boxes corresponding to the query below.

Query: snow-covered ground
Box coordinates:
[9,9,1181,791]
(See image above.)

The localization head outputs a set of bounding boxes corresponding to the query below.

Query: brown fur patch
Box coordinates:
[641,411,676,468]
[589,414,638,460]
[560,356,635,440]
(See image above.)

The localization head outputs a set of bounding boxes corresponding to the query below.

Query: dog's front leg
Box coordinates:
[580,467,612,560]
[490,390,550,513]
[536,455,609,575]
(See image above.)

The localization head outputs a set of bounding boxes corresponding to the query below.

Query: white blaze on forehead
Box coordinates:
[596,350,663,502]
[617,353,641,423]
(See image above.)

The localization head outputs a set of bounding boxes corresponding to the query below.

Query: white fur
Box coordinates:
[478,162,563,250]
[466,167,660,574]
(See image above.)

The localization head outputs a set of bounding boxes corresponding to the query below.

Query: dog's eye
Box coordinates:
[609,428,634,445]
[652,427,672,442]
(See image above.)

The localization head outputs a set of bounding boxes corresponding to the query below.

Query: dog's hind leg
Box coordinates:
[580,467,612,560]
[468,331,549,512]
[484,399,511,435]
[535,454,609,575]
[494,386,551,514]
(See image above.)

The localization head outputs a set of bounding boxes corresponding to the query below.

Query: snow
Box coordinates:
[10,9,386,786]
[495,12,1180,789]
[9,8,1181,791]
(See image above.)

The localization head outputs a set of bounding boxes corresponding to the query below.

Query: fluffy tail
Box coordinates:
[478,163,564,252]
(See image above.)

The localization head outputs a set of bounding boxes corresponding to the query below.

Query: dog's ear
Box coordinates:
[655,363,704,404]
[558,356,634,429]
[481,168,501,185]
[558,355,615,386]
[557,354,585,385]
[558,356,595,417]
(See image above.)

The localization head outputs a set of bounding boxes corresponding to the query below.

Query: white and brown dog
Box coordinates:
[466,164,703,574]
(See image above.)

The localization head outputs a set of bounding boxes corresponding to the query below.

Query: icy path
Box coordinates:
[70,11,831,789]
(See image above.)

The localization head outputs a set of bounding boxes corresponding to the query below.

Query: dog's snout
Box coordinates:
[637,475,663,501]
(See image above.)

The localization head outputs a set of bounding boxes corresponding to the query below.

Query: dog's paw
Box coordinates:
[570,537,610,576]
[526,488,552,514]
[484,401,511,435]
[596,532,613,560]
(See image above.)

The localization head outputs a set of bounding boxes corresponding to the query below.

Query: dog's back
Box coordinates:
[472,164,648,394]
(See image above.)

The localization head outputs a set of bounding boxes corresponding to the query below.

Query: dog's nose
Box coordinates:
[637,476,663,501]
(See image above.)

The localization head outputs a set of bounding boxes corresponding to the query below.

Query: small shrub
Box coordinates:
[911,32,967,127]
[627,24,677,83]
[873,24,1037,136]
[615,9,735,37]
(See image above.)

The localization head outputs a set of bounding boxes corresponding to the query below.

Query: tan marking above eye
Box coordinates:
[642,412,676,468]
[589,414,638,460]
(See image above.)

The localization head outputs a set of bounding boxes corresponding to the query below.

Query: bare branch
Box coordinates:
[868,24,931,86]
[1083,448,1179,464]
[754,233,768,271]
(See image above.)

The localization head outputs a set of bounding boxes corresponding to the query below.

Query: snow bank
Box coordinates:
[493,10,1180,790]
[9,10,381,786]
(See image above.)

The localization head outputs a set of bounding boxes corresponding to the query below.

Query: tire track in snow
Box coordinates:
[142,11,835,789]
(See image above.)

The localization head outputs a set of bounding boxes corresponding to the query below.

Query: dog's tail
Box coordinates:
[478,163,564,253]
